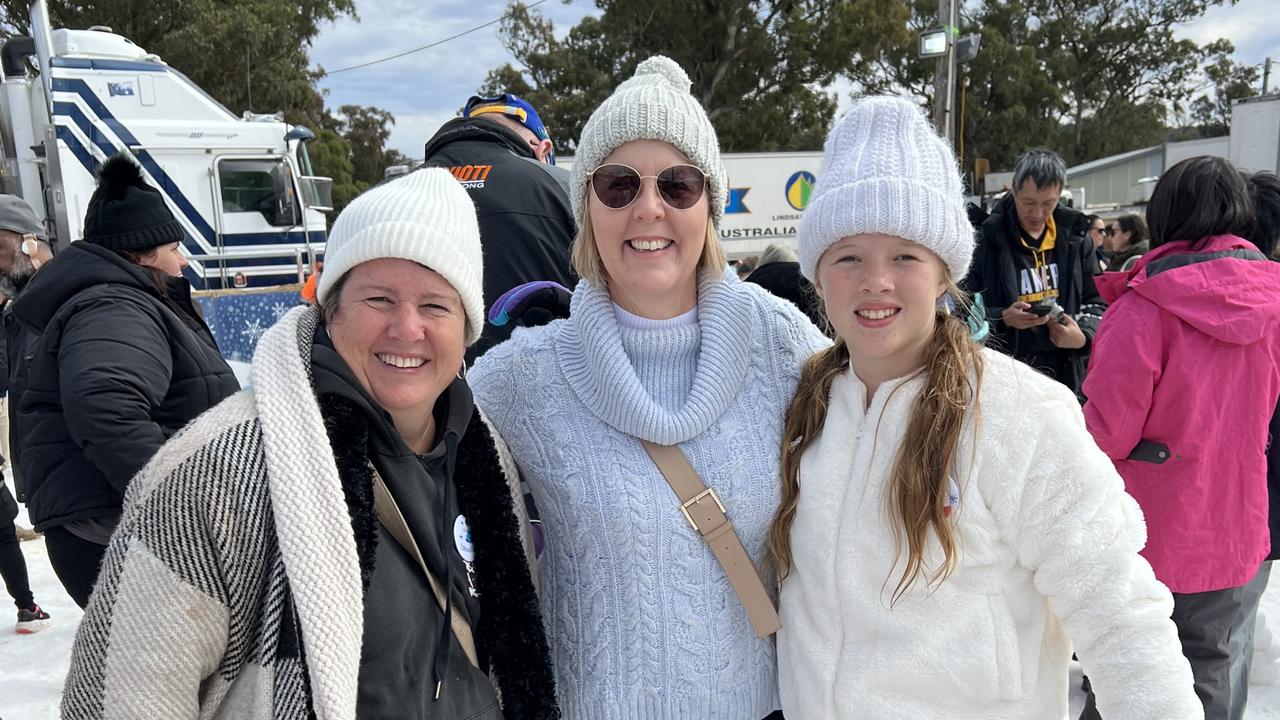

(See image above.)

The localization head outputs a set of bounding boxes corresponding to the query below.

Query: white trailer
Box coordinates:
[717,151,822,257]
[1230,95,1280,175]
[0,0,332,290]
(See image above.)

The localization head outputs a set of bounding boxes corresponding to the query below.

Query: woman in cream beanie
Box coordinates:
[470,56,829,719]
[63,168,559,720]
[769,95,1201,719]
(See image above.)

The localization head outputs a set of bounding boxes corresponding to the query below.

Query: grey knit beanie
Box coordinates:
[317,168,485,346]
[570,55,726,228]
[797,95,974,282]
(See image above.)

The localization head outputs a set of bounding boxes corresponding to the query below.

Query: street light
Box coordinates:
[919,27,949,58]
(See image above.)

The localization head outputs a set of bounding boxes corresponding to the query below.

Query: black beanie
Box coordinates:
[83,154,184,251]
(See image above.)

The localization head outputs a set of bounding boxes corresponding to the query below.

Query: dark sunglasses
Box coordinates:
[589,163,707,210]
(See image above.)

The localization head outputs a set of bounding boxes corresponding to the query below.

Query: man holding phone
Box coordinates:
[963,149,1107,400]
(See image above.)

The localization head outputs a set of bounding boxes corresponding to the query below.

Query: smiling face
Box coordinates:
[588,139,709,318]
[327,258,467,438]
[815,234,948,389]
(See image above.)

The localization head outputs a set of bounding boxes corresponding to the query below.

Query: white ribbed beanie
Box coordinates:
[317,168,485,345]
[797,95,974,282]
[570,55,727,228]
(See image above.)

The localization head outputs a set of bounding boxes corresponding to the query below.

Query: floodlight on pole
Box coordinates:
[919,27,948,58]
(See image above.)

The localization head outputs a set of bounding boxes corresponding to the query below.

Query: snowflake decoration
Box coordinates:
[240,317,268,348]
[270,302,291,321]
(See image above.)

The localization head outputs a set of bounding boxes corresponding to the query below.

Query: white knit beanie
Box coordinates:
[797,95,974,282]
[317,168,485,345]
[570,55,727,228]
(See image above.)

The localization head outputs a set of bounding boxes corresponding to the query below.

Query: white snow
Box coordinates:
[229,359,251,389]
[3,462,1280,717]
[0,487,84,718]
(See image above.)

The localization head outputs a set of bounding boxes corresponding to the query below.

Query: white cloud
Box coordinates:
[311,0,595,156]
[387,111,460,160]
[310,0,1277,157]
[1175,0,1280,66]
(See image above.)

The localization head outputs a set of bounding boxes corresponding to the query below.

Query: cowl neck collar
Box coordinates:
[556,269,755,444]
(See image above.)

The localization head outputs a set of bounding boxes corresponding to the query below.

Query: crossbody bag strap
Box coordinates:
[371,470,480,668]
[640,440,782,638]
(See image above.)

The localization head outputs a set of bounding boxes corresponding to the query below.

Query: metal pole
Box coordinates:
[943,0,958,144]
[933,0,948,133]
[1264,58,1272,96]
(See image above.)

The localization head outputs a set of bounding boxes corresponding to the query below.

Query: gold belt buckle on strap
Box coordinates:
[680,487,727,532]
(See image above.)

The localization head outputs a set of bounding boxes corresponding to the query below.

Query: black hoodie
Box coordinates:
[423,116,576,363]
[309,328,501,718]
[12,241,239,531]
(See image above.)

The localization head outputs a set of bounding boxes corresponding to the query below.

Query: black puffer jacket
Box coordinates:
[6,286,45,501]
[423,116,576,363]
[13,241,239,531]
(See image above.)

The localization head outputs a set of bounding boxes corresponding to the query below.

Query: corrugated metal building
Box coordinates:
[983,95,1280,211]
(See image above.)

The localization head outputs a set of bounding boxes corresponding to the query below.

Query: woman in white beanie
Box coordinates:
[61,169,558,720]
[768,95,1202,719]
[470,56,828,719]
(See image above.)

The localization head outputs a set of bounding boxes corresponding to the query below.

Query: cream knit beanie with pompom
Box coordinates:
[570,55,727,228]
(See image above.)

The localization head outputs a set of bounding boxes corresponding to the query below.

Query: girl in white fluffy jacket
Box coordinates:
[770,95,1203,720]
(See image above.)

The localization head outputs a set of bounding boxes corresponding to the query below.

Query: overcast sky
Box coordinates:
[309,0,1280,159]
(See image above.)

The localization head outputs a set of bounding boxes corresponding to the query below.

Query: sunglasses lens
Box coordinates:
[591,165,641,209]
[657,165,706,209]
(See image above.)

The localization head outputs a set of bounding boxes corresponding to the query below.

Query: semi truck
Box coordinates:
[0,0,332,291]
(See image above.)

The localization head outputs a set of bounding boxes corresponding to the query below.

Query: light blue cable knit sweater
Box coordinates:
[470,271,830,720]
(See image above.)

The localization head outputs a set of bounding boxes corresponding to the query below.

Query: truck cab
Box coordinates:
[0,1,331,290]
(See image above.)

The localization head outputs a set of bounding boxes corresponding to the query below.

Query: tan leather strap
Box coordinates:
[641,441,782,638]
[371,471,480,668]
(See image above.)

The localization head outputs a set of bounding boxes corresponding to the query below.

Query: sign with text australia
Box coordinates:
[718,151,822,255]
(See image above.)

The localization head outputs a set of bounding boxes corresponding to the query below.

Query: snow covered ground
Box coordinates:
[3,468,1280,718]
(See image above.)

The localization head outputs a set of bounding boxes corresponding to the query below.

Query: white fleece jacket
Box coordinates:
[777,348,1202,720]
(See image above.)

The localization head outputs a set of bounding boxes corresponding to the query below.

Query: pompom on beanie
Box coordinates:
[83,154,184,252]
[569,55,727,228]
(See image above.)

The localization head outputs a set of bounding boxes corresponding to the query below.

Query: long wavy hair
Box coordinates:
[767,276,984,603]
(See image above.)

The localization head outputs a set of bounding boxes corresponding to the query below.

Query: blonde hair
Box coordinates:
[571,212,727,287]
[767,276,984,604]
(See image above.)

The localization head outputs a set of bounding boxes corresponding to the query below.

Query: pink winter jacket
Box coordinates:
[1084,234,1280,594]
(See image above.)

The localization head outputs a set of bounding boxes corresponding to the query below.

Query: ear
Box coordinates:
[534,139,554,163]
